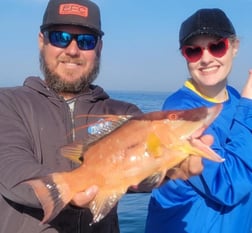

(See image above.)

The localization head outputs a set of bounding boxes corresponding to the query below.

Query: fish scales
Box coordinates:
[25,104,224,224]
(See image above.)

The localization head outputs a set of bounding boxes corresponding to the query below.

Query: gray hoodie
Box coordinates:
[0,76,142,233]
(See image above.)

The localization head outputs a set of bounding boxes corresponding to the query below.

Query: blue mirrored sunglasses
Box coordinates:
[43,31,98,50]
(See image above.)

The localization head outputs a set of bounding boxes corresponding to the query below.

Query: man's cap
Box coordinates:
[179,8,235,47]
[40,0,104,36]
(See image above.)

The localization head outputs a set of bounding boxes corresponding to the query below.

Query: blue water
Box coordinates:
[118,193,151,233]
[108,90,169,233]
[108,90,168,113]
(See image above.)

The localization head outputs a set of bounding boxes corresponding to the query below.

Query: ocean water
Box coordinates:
[108,90,169,233]
[108,90,168,113]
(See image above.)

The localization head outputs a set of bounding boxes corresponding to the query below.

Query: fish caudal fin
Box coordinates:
[26,174,73,223]
[89,189,125,224]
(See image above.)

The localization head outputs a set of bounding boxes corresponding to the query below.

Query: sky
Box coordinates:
[1,0,252,92]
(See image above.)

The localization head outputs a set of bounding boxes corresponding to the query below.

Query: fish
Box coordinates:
[25,104,224,225]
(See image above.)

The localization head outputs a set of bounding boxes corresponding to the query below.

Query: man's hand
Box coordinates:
[166,134,214,180]
[70,185,98,208]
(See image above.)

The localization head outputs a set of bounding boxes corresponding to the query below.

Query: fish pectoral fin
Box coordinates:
[136,172,165,191]
[89,189,125,224]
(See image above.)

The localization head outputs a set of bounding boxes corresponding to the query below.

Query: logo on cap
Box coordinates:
[59,4,88,17]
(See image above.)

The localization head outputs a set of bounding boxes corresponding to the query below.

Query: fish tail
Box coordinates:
[26,173,74,223]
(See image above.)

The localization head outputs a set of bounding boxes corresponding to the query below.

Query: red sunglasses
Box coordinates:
[181,38,229,63]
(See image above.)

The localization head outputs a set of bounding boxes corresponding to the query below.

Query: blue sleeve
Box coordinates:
[188,98,252,205]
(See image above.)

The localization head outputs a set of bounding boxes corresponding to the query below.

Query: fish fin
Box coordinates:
[75,114,133,123]
[60,143,84,164]
[146,133,163,157]
[140,172,164,186]
[67,115,132,140]
[62,115,133,162]
[135,172,165,191]
[89,189,126,224]
[75,115,132,139]
[26,174,72,224]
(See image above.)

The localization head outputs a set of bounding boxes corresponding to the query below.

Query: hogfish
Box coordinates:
[25,104,224,224]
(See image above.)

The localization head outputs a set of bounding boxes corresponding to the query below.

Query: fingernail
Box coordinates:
[85,186,98,196]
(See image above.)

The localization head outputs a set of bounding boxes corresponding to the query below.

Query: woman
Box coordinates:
[145,8,252,233]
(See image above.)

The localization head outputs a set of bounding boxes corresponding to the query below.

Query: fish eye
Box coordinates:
[168,113,178,120]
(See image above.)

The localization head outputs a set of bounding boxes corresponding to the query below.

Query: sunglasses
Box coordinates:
[43,31,98,50]
[181,38,229,63]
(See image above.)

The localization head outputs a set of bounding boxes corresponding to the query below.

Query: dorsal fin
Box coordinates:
[81,114,133,144]
[61,114,133,163]
[75,114,133,144]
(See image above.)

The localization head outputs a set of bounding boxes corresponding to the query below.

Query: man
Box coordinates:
[0,0,215,232]
[0,0,141,232]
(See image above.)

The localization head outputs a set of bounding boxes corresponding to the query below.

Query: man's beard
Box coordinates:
[40,52,100,94]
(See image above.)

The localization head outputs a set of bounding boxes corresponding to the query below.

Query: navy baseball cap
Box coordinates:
[179,8,235,47]
[40,0,104,36]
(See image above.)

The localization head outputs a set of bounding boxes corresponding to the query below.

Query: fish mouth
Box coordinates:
[188,125,207,140]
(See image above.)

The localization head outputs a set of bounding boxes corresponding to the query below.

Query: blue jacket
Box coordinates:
[145,84,252,233]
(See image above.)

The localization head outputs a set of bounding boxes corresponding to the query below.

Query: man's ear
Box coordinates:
[38,32,45,50]
[96,38,103,57]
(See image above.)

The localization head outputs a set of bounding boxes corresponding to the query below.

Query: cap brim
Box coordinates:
[40,23,104,36]
[181,29,233,46]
